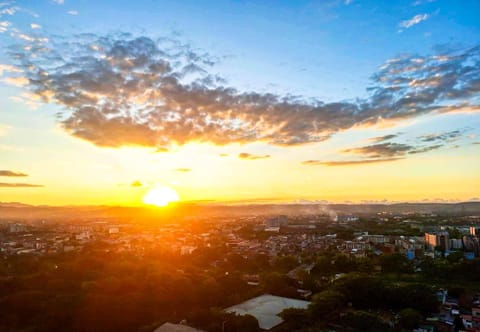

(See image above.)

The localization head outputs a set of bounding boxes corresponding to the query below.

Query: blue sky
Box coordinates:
[7,0,480,99]
[0,0,479,205]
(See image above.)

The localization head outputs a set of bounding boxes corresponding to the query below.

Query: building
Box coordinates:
[265,216,288,228]
[153,322,204,332]
[425,231,450,251]
[225,294,311,330]
[470,226,480,237]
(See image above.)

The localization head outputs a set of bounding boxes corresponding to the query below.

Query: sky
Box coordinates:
[0,0,479,206]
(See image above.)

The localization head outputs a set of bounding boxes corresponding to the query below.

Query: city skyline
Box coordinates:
[0,0,479,206]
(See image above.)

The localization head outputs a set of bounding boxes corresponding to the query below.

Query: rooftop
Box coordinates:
[225,294,311,330]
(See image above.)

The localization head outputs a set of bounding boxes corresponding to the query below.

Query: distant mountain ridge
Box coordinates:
[1,201,479,222]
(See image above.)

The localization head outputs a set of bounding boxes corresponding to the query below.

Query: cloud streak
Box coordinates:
[0,182,43,187]
[0,170,28,177]
[302,158,402,166]
[238,153,270,160]
[174,168,191,172]
[399,14,429,29]
[367,134,399,143]
[417,129,465,143]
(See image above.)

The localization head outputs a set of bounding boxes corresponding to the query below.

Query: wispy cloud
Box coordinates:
[52,0,64,4]
[0,170,27,177]
[238,153,270,160]
[173,168,191,172]
[367,134,399,143]
[399,14,429,29]
[30,23,41,29]
[1,76,28,86]
[0,182,43,187]
[417,129,466,143]
[413,0,436,6]
[67,10,78,15]
[0,20,11,33]
[343,142,414,157]
[0,64,22,75]
[302,158,403,166]
[342,141,445,159]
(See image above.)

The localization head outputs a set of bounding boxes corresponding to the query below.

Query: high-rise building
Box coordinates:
[424,231,450,251]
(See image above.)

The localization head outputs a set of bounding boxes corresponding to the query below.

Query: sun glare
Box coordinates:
[142,186,180,207]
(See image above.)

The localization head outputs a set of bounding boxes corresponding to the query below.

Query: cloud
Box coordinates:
[52,0,64,4]
[0,170,28,176]
[0,64,22,75]
[174,168,191,172]
[417,129,465,143]
[343,142,412,157]
[344,0,353,5]
[0,182,43,187]
[130,180,143,187]
[30,23,41,29]
[342,141,444,158]
[0,6,18,16]
[67,10,78,15]
[1,76,28,86]
[219,153,229,157]
[413,0,436,6]
[302,158,403,166]
[367,134,398,143]
[0,21,11,33]
[238,152,270,160]
[399,14,429,29]
[3,31,480,151]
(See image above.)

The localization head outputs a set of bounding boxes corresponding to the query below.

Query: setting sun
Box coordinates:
[142,186,180,207]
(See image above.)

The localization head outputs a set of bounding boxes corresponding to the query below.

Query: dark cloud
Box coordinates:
[0,170,28,177]
[0,182,43,187]
[343,141,444,158]
[343,142,414,158]
[417,129,465,143]
[238,153,270,160]
[302,158,403,166]
[367,134,398,143]
[339,128,468,160]
[130,180,143,187]
[174,168,191,172]
[407,144,443,154]
[4,31,480,148]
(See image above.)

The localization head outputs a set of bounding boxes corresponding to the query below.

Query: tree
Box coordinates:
[279,308,312,330]
[379,253,413,274]
[446,251,464,264]
[398,308,422,330]
[310,290,345,319]
[344,310,388,331]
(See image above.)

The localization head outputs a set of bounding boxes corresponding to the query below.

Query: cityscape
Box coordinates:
[0,0,479,331]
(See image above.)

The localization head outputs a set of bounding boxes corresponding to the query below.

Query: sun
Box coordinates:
[142,186,180,207]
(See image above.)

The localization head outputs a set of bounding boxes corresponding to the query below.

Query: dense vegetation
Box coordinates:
[1,238,479,331]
